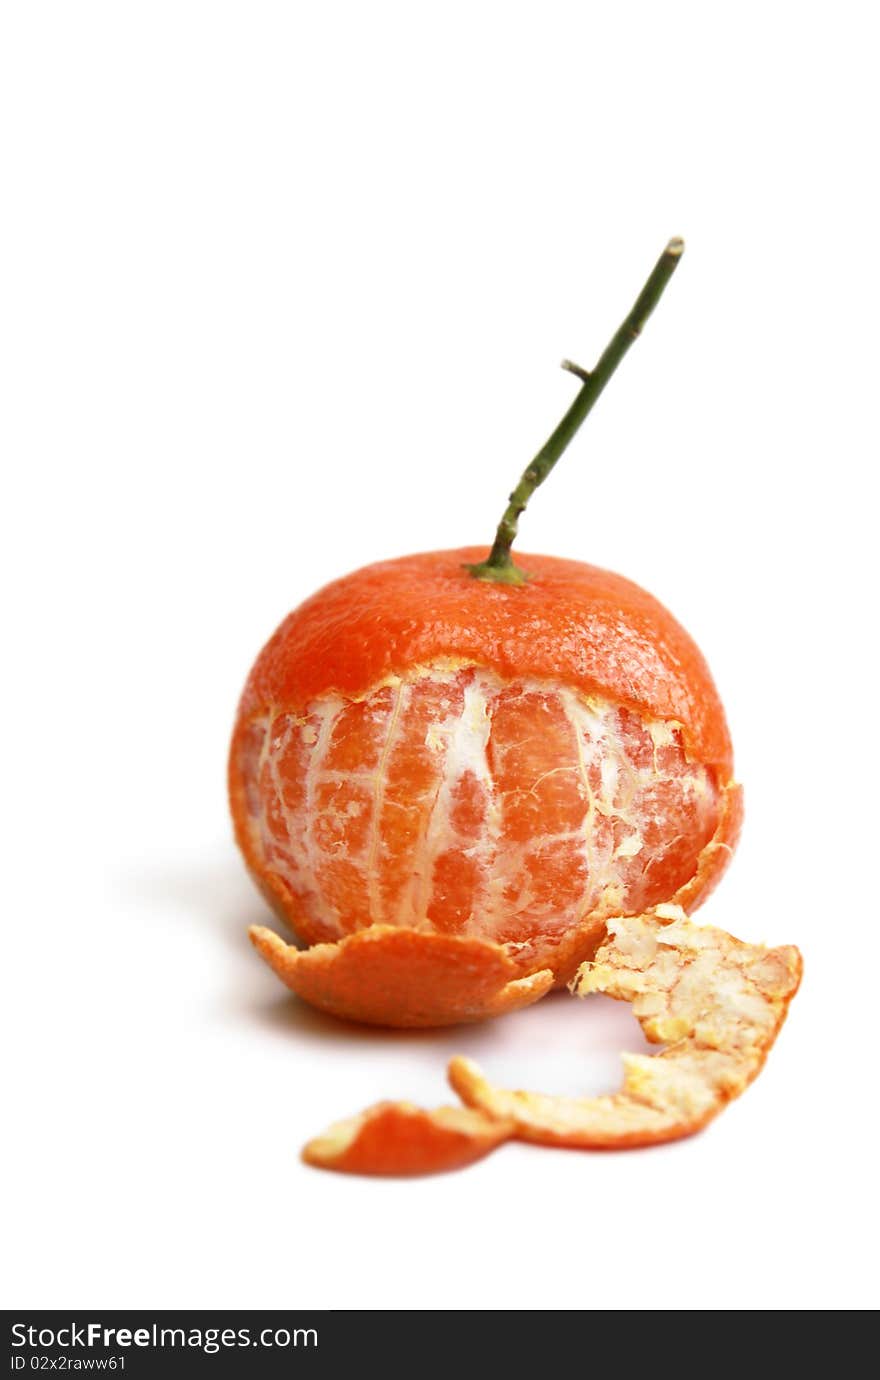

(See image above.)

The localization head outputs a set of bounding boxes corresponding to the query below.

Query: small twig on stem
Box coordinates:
[466,237,685,586]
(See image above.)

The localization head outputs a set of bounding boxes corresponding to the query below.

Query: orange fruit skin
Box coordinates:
[448,917,802,1151]
[301,1102,513,1176]
[230,548,741,1026]
[249,924,555,1028]
[234,548,733,774]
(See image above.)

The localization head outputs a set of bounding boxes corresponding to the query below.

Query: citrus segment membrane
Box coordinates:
[239,665,722,956]
[448,910,802,1148]
[302,1102,513,1176]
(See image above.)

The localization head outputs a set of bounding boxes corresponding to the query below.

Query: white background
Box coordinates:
[2,1,878,1311]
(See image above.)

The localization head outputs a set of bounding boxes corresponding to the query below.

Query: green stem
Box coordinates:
[466,237,685,586]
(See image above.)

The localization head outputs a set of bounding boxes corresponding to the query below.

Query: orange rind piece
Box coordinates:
[302,1101,513,1176]
[248,923,554,1028]
[666,779,744,918]
[449,908,802,1149]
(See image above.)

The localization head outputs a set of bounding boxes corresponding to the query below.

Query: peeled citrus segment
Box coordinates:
[302,1101,513,1176]
[449,910,802,1148]
[235,664,727,955]
[249,924,555,1028]
[512,776,743,991]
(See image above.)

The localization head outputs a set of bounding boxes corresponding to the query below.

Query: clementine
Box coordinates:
[229,238,742,1028]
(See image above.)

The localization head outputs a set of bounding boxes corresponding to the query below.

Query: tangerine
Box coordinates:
[231,548,741,1025]
[229,239,742,1027]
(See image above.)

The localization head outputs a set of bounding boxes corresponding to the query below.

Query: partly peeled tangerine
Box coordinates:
[303,908,802,1174]
[231,242,744,1029]
[232,242,799,1173]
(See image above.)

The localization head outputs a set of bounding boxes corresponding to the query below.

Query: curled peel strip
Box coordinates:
[302,1102,513,1176]
[249,923,554,1028]
[449,908,802,1149]
[302,909,802,1173]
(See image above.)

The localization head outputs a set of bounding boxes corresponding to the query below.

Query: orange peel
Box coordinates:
[302,1101,513,1176]
[448,908,802,1149]
[665,780,744,919]
[248,923,554,1028]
